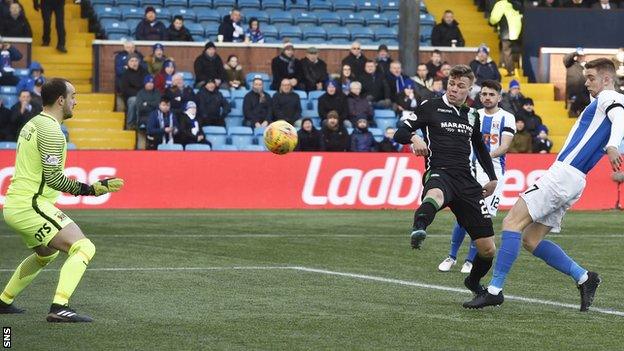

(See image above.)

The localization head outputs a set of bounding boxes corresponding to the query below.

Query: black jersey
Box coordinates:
[394,95,497,181]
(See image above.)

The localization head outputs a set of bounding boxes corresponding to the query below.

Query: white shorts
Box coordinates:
[474,162,505,217]
[520,161,586,232]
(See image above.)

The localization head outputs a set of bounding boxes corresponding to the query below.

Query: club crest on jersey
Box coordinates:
[492,121,500,129]
[44,154,60,166]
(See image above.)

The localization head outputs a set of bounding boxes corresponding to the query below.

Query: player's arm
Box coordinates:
[490,114,516,158]
[605,101,624,171]
[394,102,428,155]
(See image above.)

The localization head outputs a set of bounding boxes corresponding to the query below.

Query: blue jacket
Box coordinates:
[147,109,178,144]
[350,127,377,152]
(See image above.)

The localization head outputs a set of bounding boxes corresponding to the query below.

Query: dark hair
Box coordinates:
[432,49,441,55]
[417,63,427,68]
[18,89,31,97]
[227,54,238,62]
[444,9,453,14]
[585,58,616,76]
[160,96,171,103]
[480,79,502,93]
[248,16,259,27]
[365,59,375,64]
[449,64,475,82]
[173,15,184,22]
[41,78,70,107]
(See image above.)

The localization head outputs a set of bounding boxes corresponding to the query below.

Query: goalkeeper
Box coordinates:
[0,78,124,322]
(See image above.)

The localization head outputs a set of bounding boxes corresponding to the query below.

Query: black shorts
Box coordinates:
[422,168,494,240]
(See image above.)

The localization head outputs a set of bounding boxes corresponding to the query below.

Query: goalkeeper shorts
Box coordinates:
[3,199,74,249]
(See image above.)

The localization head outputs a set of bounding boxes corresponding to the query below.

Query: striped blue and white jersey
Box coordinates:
[473,108,516,171]
[557,89,624,174]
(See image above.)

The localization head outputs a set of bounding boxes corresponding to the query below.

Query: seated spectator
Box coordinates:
[339,64,356,95]
[536,0,560,7]
[592,0,617,9]
[135,6,166,41]
[0,96,13,141]
[563,0,589,7]
[300,47,328,92]
[175,101,208,147]
[164,73,195,114]
[320,110,350,151]
[386,61,414,104]
[30,77,43,107]
[0,3,32,38]
[413,64,433,91]
[224,54,246,90]
[347,81,374,127]
[196,78,230,127]
[295,118,321,151]
[359,60,391,109]
[272,78,302,126]
[218,8,244,43]
[270,42,302,90]
[154,59,175,94]
[146,97,178,150]
[16,61,44,93]
[517,98,543,138]
[114,40,144,104]
[350,117,377,152]
[500,79,525,116]
[431,10,465,47]
[342,41,367,79]
[194,41,226,89]
[243,76,272,128]
[437,62,451,88]
[0,39,22,86]
[145,43,168,75]
[120,54,148,129]
[244,17,264,43]
[508,119,532,153]
[378,127,401,152]
[11,90,41,137]
[135,75,161,130]
[318,80,347,123]
[426,50,443,80]
[166,15,193,42]
[533,125,553,153]
[431,78,445,98]
[469,44,501,98]
[395,83,419,115]
[375,44,392,76]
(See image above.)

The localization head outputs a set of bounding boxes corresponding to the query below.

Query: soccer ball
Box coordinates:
[263,120,298,155]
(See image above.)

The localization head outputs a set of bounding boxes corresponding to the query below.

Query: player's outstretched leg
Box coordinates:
[461,242,478,274]
[438,223,466,271]
[411,190,443,250]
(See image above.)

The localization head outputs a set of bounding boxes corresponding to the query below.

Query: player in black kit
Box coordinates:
[394,65,499,298]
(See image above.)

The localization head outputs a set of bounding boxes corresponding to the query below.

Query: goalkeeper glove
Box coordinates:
[90,178,124,196]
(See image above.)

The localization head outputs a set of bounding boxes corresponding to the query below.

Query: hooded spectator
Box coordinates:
[350,117,377,152]
[320,110,350,151]
[175,101,208,147]
[300,47,328,92]
[431,10,465,47]
[218,8,245,42]
[166,15,193,42]
[342,41,367,79]
[146,96,178,149]
[517,98,544,138]
[500,79,525,116]
[16,61,44,93]
[154,59,176,94]
[194,41,226,88]
[224,54,246,90]
[244,17,264,43]
[196,78,230,127]
[243,77,272,128]
[135,6,166,41]
[0,3,32,38]
[295,118,321,151]
[272,78,302,126]
[270,42,302,90]
[469,44,501,87]
[533,125,553,153]
[164,73,195,114]
[318,80,347,123]
[145,43,168,75]
[135,75,161,129]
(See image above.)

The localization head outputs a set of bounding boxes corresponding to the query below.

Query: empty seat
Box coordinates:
[285,0,308,10]
[196,8,221,23]
[185,143,212,151]
[189,0,212,9]
[185,22,204,36]
[388,12,399,26]
[355,0,379,13]
[225,116,244,127]
[374,109,395,118]
[302,109,319,118]
[364,12,388,26]
[94,5,122,20]
[316,11,341,25]
[203,126,227,134]
[379,0,397,12]
[349,25,374,41]
[374,117,397,130]
[253,127,266,136]
[244,10,270,24]
[309,0,332,11]
[262,0,284,10]
[153,8,171,21]
[228,126,253,135]
[279,24,302,39]
[165,0,188,7]
[308,90,324,101]
[168,7,197,21]
[115,0,139,5]
[1,95,17,108]
[1,86,17,94]
[293,90,307,100]
[341,13,365,26]
[238,0,261,10]
[268,10,294,25]
[101,19,130,35]
[120,6,144,20]
[204,23,220,37]
[332,0,356,12]
[231,89,249,100]
[294,12,318,25]
[303,26,326,40]
[420,24,433,42]
[67,143,77,150]
[213,0,236,9]
[230,135,256,148]
[374,26,396,41]
[90,0,114,5]
[213,144,238,151]
[420,12,435,26]
[324,25,350,41]
[240,144,266,151]
[157,143,184,151]
[205,134,228,147]
[141,0,163,6]
[219,88,231,99]
[261,24,278,39]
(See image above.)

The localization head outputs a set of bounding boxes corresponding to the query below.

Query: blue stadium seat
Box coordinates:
[278,24,302,39]
[215,8,232,19]
[268,10,294,25]
[355,0,379,13]
[165,0,188,7]
[228,126,253,135]
[141,0,163,7]
[302,26,326,40]
[185,143,212,151]
[420,24,433,42]
[369,127,383,137]
[346,127,354,134]
[229,108,243,117]
[169,7,197,21]
[253,127,266,136]
[225,116,244,128]
[302,109,319,118]
[307,90,324,101]
[294,12,317,25]
[293,90,307,100]
[341,13,365,26]
[189,0,212,9]
[205,134,228,147]
[1,95,17,108]
[388,12,399,26]
[309,0,332,11]
[379,0,397,12]
[185,22,204,36]
[219,88,231,99]
[203,126,227,134]
[261,24,278,40]
[332,0,356,12]
[231,89,248,100]
[300,100,310,111]
[230,135,255,148]
[420,12,435,26]
[101,19,130,35]
[213,144,238,151]
[93,5,122,20]
[349,25,374,41]
[238,0,261,10]
[14,69,30,78]
[324,25,350,41]
[244,10,270,24]
[240,144,266,151]
[108,33,130,40]
[262,0,284,10]
[157,143,184,151]
[374,109,395,118]
[120,6,144,20]
[374,26,396,41]
[115,0,139,6]
[364,12,388,26]
[196,8,221,23]
[316,11,341,25]
[0,142,17,149]
[67,143,77,150]
[204,23,220,37]
[285,0,308,10]
[213,0,236,10]
[233,97,244,109]
[374,117,397,131]
[1,86,17,95]
[266,90,277,97]
[154,8,171,21]
[246,72,270,87]
[90,0,114,5]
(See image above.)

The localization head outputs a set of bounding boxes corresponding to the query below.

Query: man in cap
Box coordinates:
[193,41,226,89]
[135,6,167,41]
[300,47,328,92]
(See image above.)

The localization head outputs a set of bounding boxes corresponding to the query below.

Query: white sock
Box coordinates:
[487,286,502,295]
[577,272,589,285]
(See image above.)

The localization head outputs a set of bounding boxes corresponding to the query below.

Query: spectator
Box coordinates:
[378,127,401,152]
[295,118,321,151]
[145,43,168,75]
[0,3,32,38]
[375,44,393,76]
[426,50,443,80]
[341,41,367,79]
[0,96,13,141]
[347,81,374,127]
[135,6,166,41]
[500,79,525,116]
[413,63,433,91]
[386,61,414,103]
[196,78,230,127]
[469,44,501,99]
[224,55,246,90]
[563,0,589,7]
[490,0,523,77]
[431,78,445,98]
[431,10,465,47]
[350,117,376,152]
[146,96,178,150]
[166,15,193,42]
[244,17,264,43]
[533,125,553,153]
[339,64,356,95]
[35,0,66,52]
[10,90,41,137]
[592,0,616,8]
[537,0,560,7]
[175,101,208,147]
[359,60,391,108]
[194,41,226,88]
[119,54,148,129]
[270,42,302,90]
[564,48,589,117]
[154,59,175,94]
[0,39,22,86]
[615,48,624,94]
[218,8,244,42]
[508,119,532,153]
[164,73,195,114]
[272,78,302,126]
[114,40,144,104]
[16,61,44,93]
[320,110,350,151]
[300,47,328,92]
[517,98,543,138]
[395,83,419,115]
[437,62,451,88]
[243,76,272,128]
[135,75,161,130]
[30,77,44,107]
[318,80,347,123]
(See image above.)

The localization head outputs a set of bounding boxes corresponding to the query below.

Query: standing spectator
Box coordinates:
[0,39,22,86]
[350,117,377,152]
[508,119,532,153]
[270,42,302,90]
[375,44,393,76]
[295,118,321,151]
[592,0,616,8]
[135,75,161,130]
[11,90,41,137]
[533,126,553,153]
[272,78,302,126]
[394,83,419,115]
[0,96,14,141]
[469,44,501,98]
[166,15,193,42]
[175,101,208,147]
[120,54,148,129]
[196,78,230,127]
[243,77,272,128]
[359,60,391,108]
[114,40,144,108]
[30,77,44,107]
[347,81,374,127]
[341,41,367,79]
[318,80,347,123]
[194,41,226,89]
[34,0,66,52]
[244,17,264,43]
[146,97,178,150]
[224,54,246,90]
[218,8,244,42]
[413,63,433,91]
[431,10,465,47]
[386,61,414,104]
[164,73,195,114]
[300,47,328,92]
[16,61,44,93]
[154,59,176,94]
[517,98,543,138]
[425,50,443,80]
[563,48,589,117]
[0,3,32,38]
[339,64,356,95]
[500,79,525,116]
[490,0,523,76]
[134,6,166,41]
[378,127,401,152]
[320,111,350,151]
[145,43,168,75]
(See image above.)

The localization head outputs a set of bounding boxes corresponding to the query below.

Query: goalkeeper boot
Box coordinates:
[46,303,93,323]
[410,228,427,250]
[0,300,25,314]
[438,257,456,272]
[462,291,504,309]
[578,271,601,312]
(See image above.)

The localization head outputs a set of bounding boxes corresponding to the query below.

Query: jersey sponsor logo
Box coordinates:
[436,108,454,114]
[483,133,499,145]
[440,121,473,135]
[44,154,61,166]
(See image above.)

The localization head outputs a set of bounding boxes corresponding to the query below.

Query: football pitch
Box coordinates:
[1,209,623,350]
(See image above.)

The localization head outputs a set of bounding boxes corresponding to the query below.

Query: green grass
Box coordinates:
[1,210,624,350]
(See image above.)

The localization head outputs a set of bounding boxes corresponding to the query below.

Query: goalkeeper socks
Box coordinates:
[448,223,466,260]
[0,251,59,304]
[466,241,478,263]
[488,231,522,295]
[532,240,588,284]
[53,238,96,306]
[468,254,493,283]
[413,197,440,229]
